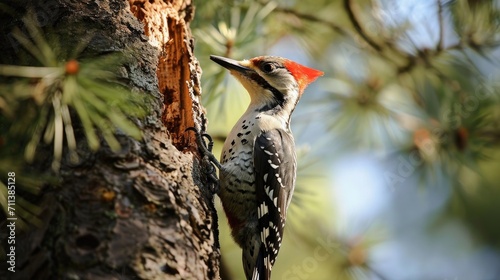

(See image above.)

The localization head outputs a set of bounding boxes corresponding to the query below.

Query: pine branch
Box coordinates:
[271,5,350,38]
[343,0,383,52]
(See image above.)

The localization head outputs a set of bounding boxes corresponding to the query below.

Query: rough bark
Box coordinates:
[129,0,205,150]
[0,0,219,279]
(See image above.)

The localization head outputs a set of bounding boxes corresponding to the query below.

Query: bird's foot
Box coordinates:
[186,127,221,193]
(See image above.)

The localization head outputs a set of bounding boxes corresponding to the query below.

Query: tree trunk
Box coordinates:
[0,0,220,279]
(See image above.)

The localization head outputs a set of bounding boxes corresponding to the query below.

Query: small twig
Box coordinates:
[397,56,417,74]
[446,42,464,51]
[344,0,382,52]
[437,0,444,52]
[480,130,500,142]
[274,6,351,38]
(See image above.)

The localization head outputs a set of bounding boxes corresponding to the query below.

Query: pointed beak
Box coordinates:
[210,55,252,74]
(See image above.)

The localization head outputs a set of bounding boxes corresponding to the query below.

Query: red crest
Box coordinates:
[284,60,323,94]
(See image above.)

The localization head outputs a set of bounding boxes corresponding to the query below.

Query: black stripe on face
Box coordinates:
[249,72,285,110]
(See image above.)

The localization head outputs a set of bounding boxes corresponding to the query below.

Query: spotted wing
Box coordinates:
[252,129,296,279]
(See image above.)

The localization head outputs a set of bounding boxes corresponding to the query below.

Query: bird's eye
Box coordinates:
[261,62,276,73]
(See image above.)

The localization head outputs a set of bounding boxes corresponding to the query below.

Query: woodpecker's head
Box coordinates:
[210,55,323,115]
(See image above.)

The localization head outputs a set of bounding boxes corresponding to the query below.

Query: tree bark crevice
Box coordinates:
[129,0,206,151]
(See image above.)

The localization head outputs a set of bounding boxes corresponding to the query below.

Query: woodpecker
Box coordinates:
[210,55,323,280]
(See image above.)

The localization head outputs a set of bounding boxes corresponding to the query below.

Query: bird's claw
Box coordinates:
[186,127,221,193]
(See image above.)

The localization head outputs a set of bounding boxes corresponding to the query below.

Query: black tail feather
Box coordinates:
[251,243,270,280]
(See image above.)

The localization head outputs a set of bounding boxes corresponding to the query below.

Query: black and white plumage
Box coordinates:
[211,55,322,280]
[254,129,296,278]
